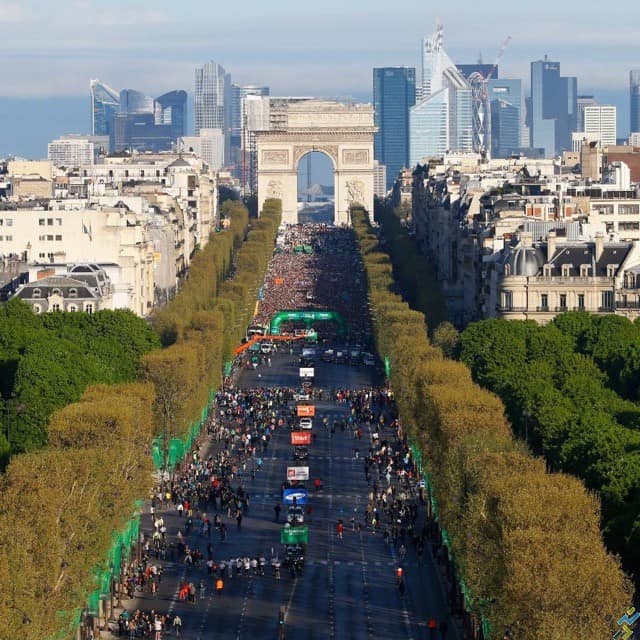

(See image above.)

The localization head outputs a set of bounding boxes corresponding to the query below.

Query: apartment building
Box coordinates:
[407,153,640,325]
[0,153,218,316]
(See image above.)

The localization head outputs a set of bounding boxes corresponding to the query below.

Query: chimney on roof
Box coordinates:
[547,231,557,262]
[595,232,604,262]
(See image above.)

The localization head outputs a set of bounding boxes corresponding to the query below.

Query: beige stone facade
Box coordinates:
[407,154,640,326]
[257,100,375,224]
[498,233,640,322]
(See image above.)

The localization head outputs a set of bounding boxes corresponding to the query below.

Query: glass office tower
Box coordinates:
[156,90,188,139]
[530,57,577,157]
[119,89,154,115]
[90,79,120,136]
[195,61,232,163]
[373,67,416,189]
[488,79,522,157]
[410,90,449,164]
[195,62,230,133]
[630,70,640,134]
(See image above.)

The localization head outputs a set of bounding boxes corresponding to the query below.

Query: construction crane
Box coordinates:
[469,36,512,158]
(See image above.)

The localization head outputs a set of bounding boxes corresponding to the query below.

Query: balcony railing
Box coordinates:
[497,306,528,313]
[536,306,551,312]
[555,306,569,312]
[533,276,613,284]
[615,301,640,309]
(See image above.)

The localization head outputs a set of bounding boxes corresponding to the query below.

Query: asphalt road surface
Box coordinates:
[111,349,461,640]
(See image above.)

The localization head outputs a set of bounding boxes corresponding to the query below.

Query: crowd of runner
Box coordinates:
[105,220,455,638]
[255,223,371,341]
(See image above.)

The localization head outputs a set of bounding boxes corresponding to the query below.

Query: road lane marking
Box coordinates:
[358,530,375,640]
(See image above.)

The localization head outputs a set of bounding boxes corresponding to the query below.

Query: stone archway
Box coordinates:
[257,100,375,225]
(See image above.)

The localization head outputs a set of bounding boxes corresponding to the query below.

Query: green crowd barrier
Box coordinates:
[410,439,489,637]
[168,438,185,468]
[151,388,219,471]
[151,437,163,469]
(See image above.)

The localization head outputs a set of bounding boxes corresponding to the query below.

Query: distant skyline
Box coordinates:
[1,0,638,157]
[0,0,638,97]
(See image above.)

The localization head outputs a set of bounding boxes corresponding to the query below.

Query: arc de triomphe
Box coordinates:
[256,100,375,225]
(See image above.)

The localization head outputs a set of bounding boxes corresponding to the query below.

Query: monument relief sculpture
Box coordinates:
[267,180,283,200]
[262,150,289,164]
[345,179,365,206]
[342,149,369,164]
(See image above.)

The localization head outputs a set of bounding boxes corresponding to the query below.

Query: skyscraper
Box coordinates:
[576,96,598,133]
[111,113,175,153]
[488,79,522,157]
[410,91,449,163]
[119,89,154,115]
[630,71,640,134]
[411,25,473,164]
[90,80,186,152]
[230,84,270,180]
[373,67,416,189]
[530,57,577,157]
[231,84,270,143]
[90,79,120,136]
[109,88,187,153]
[195,62,231,164]
[420,25,451,99]
[155,90,188,139]
[584,105,617,147]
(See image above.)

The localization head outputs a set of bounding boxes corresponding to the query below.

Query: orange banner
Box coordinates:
[291,431,312,445]
[274,278,284,286]
[296,404,315,417]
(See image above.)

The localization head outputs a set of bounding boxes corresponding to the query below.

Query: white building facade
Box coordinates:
[584,105,617,147]
[48,139,95,166]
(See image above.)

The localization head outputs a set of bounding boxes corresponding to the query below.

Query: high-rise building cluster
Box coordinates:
[85,65,270,184]
[374,25,523,190]
[373,23,640,191]
[90,80,187,153]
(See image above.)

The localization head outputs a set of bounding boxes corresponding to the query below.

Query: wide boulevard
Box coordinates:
[109,221,460,639]
[110,347,460,639]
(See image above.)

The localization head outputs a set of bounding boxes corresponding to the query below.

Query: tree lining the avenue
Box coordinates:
[458,314,640,580]
[0,200,281,639]
[376,200,640,584]
[351,204,632,640]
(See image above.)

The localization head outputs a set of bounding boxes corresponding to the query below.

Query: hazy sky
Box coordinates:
[1,0,638,98]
